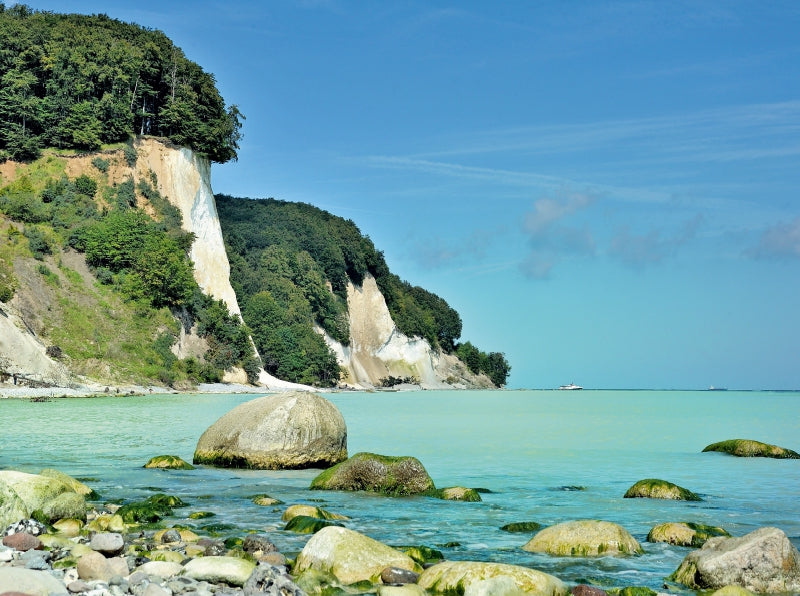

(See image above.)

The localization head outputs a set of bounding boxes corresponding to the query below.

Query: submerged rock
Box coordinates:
[702,439,800,459]
[669,526,800,593]
[144,454,196,469]
[310,452,435,496]
[522,520,643,557]
[294,525,420,585]
[647,521,730,547]
[281,504,348,521]
[193,391,347,469]
[623,478,701,501]
[437,486,482,501]
[418,560,568,596]
[501,521,543,533]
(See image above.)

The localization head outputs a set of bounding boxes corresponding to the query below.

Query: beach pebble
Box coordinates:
[90,532,124,556]
[3,519,47,536]
[381,566,420,585]
[243,534,278,554]
[160,528,182,543]
[244,563,305,596]
[2,532,42,551]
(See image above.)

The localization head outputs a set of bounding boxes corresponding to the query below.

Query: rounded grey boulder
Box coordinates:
[193,391,347,469]
[669,526,800,593]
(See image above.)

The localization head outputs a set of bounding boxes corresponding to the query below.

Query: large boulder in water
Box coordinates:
[669,526,800,593]
[294,526,421,584]
[522,519,643,557]
[418,561,568,596]
[193,391,347,469]
[310,452,435,496]
[702,439,800,459]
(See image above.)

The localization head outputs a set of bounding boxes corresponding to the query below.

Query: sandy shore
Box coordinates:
[0,381,281,399]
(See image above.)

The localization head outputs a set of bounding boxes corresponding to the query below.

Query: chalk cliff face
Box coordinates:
[134,139,240,315]
[323,275,493,390]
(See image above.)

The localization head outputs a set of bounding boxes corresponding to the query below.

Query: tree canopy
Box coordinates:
[0,4,242,162]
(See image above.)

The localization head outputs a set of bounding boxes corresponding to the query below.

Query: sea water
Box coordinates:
[1,389,798,592]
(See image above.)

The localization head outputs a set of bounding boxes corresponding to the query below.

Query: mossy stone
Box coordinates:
[436,487,482,502]
[282,504,348,522]
[285,515,344,534]
[310,452,435,496]
[522,520,643,557]
[398,545,444,565]
[418,561,568,596]
[624,479,701,501]
[647,522,730,547]
[116,493,186,524]
[189,511,215,519]
[702,439,800,459]
[250,493,283,506]
[501,521,543,533]
[144,455,196,470]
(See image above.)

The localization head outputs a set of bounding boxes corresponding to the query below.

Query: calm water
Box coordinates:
[1,389,798,593]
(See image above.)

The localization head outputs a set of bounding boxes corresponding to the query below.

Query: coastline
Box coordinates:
[0,381,277,399]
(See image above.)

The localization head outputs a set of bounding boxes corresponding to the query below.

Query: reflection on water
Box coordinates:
[1,389,798,591]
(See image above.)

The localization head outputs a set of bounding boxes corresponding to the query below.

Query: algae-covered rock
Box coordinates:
[501,521,543,533]
[251,493,283,506]
[522,520,643,557]
[702,439,800,459]
[52,518,83,537]
[0,470,72,513]
[285,515,344,534]
[116,493,186,524]
[418,560,568,596]
[647,521,730,547]
[41,491,87,523]
[623,479,701,501]
[39,469,98,498]
[609,588,657,596]
[181,555,256,586]
[669,526,800,593]
[437,486,482,501]
[0,478,29,530]
[310,452,435,496]
[193,391,347,469]
[144,455,195,469]
[294,525,421,585]
[398,545,444,566]
[281,504,349,522]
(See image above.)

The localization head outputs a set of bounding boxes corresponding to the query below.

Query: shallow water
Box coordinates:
[1,389,798,592]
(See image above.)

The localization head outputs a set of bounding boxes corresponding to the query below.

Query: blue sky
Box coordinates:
[25,1,800,389]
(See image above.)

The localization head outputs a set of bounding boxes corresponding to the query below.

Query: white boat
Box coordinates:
[558,383,583,390]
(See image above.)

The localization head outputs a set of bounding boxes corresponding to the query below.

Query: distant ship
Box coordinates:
[708,385,727,391]
[558,383,583,390]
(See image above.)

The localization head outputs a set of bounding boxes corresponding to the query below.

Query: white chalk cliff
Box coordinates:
[322,275,492,390]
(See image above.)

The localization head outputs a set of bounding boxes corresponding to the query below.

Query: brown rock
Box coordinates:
[572,585,608,596]
[1,533,42,551]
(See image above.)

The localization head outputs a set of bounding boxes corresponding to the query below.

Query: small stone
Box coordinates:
[572,585,608,596]
[90,532,124,556]
[203,541,226,556]
[143,583,171,596]
[244,563,305,596]
[243,534,277,554]
[3,519,46,536]
[2,532,42,551]
[381,566,420,585]
[161,529,181,543]
[68,579,92,593]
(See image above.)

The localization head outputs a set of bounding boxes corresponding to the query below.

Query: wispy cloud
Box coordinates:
[608,216,703,268]
[749,217,800,260]
[519,193,596,279]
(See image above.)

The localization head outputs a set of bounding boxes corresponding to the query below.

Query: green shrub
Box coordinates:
[91,157,109,173]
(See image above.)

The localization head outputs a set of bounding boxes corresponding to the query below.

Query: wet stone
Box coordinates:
[381,566,420,585]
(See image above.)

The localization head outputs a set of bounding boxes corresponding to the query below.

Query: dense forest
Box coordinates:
[217,196,511,387]
[0,4,242,163]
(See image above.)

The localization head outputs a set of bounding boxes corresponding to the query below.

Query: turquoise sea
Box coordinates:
[1,389,799,593]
